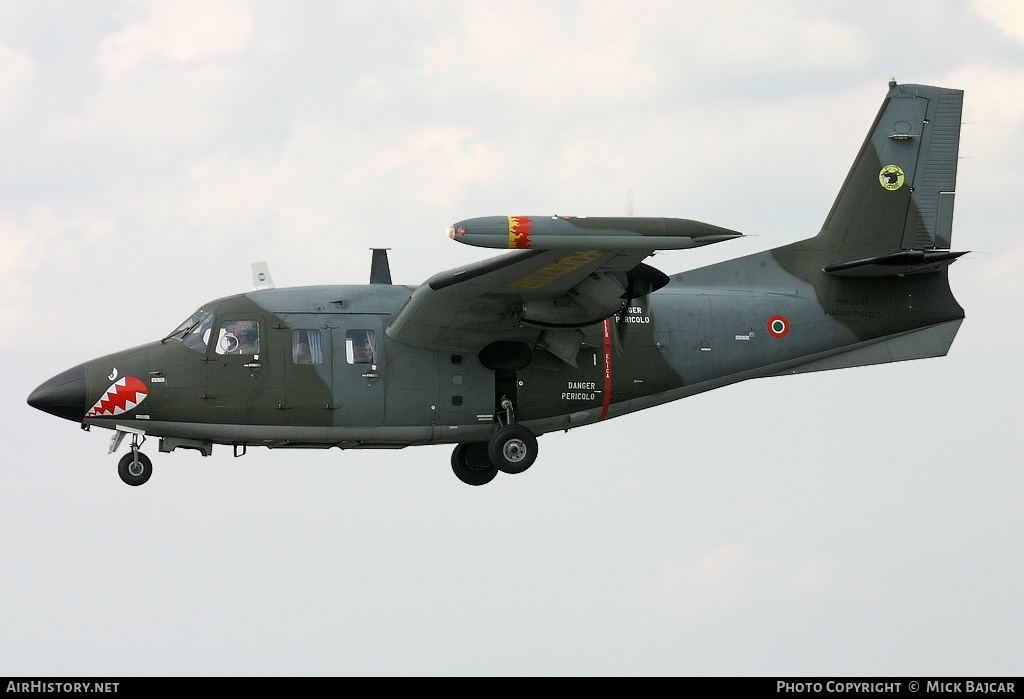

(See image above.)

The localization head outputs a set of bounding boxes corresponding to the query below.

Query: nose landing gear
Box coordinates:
[118,450,152,486]
[110,427,153,486]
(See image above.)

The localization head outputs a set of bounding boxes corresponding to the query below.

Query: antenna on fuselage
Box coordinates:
[370,248,393,284]
[251,261,275,290]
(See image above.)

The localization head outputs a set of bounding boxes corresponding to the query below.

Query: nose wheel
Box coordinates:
[118,450,152,486]
[112,428,153,486]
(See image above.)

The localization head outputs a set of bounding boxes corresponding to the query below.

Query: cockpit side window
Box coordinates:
[215,320,260,355]
[166,310,213,354]
[292,329,323,365]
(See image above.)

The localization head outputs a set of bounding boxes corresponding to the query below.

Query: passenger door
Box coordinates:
[331,315,386,427]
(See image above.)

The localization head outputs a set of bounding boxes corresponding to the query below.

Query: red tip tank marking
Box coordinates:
[507,216,533,248]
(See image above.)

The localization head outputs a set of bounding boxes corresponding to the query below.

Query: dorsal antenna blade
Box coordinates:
[251,261,275,290]
[370,248,393,284]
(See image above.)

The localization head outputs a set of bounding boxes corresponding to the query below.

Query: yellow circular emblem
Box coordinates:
[879,164,905,191]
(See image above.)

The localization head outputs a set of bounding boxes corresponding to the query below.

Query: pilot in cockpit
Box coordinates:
[220,320,259,355]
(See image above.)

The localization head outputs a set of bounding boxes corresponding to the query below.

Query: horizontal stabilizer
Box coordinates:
[448,215,742,250]
[823,250,967,277]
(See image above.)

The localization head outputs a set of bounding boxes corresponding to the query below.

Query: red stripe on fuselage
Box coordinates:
[599,318,612,420]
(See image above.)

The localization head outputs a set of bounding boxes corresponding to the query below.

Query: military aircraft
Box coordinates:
[28,81,967,486]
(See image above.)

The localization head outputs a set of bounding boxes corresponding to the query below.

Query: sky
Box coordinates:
[1,0,1022,677]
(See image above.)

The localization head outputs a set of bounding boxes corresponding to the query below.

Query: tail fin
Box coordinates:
[816,81,964,272]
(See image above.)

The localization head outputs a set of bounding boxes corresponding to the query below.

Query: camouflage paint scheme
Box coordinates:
[28,82,966,485]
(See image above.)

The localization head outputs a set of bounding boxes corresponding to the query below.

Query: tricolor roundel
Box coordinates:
[766,315,790,339]
[85,376,149,418]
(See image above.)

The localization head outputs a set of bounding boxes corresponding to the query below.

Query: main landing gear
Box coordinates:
[451,398,538,486]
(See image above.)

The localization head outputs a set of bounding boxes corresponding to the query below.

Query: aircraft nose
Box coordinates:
[27,364,87,423]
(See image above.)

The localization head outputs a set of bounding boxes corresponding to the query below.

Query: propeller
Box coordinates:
[615,262,670,335]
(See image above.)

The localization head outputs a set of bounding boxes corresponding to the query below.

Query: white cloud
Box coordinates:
[97,0,254,77]
[0,41,33,112]
[0,221,33,332]
[418,3,657,102]
[419,2,869,102]
[973,0,1024,44]
[631,543,776,620]
[0,211,118,347]
[156,119,497,283]
[353,125,498,209]
[680,7,871,74]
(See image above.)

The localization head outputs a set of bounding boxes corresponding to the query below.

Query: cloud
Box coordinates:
[0,41,33,112]
[417,3,657,103]
[0,211,120,348]
[678,6,871,74]
[0,220,33,330]
[973,0,1024,44]
[631,543,777,620]
[174,120,496,231]
[97,0,254,76]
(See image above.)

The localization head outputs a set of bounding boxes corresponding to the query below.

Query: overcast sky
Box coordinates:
[2,0,1022,677]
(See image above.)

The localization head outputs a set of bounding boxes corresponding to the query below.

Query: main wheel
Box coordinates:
[451,442,498,486]
[118,451,153,486]
[488,424,538,475]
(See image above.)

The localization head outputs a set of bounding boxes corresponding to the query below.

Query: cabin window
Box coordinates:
[345,330,376,364]
[215,320,260,355]
[166,310,213,354]
[292,329,323,365]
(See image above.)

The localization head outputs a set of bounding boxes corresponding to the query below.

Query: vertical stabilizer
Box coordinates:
[816,82,963,263]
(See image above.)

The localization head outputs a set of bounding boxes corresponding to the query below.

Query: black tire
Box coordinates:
[488,424,538,475]
[118,451,153,486]
[451,442,498,486]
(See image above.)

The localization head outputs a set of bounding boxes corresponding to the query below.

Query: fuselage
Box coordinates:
[33,242,962,457]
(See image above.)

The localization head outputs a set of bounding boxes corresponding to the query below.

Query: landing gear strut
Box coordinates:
[112,428,152,486]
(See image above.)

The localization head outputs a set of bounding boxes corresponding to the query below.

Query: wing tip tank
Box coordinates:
[448,215,743,251]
